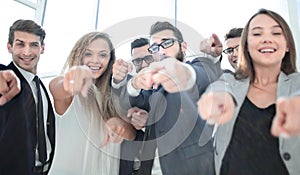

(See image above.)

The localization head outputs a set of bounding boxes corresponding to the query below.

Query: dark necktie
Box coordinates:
[33,76,47,164]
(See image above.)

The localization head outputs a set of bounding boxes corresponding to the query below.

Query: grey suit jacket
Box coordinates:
[114,57,222,175]
[205,72,300,175]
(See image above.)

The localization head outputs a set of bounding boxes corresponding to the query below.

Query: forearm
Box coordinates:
[49,76,73,115]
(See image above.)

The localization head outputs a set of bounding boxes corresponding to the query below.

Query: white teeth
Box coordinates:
[260,49,275,53]
[89,66,100,70]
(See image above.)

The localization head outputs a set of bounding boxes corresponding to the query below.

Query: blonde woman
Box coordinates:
[49,32,135,175]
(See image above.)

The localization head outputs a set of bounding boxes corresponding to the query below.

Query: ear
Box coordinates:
[7,43,12,53]
[181,41,187,52]
[41,43,45,54]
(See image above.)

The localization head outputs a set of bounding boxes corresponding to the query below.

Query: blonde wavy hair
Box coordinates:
[62,31,119,122]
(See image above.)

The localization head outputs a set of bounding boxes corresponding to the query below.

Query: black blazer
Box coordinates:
[0,62,55,175]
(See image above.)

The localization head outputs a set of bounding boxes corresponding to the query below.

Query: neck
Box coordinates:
[253,67,280,86]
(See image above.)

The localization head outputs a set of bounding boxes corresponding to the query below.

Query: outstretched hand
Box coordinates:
[127,107,148,130]
[271,97,300,138]
[63,65,94,97]
[100,117,127,147]
[131,58,194,93]
[197,92,235,125]
[112,59,132,84]
[200,33,223,58]
[0,70,21,105]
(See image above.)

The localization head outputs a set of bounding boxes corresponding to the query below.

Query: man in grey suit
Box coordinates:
[112,21,222,175]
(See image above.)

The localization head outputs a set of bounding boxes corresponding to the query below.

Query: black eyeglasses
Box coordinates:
[132,55,154,66]
[148,38,177,54]
[223,45,239,55]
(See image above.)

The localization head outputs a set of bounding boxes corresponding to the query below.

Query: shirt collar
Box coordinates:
[13,62,36,83]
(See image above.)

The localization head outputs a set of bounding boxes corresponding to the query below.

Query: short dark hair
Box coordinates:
[150,21,183,43]
[8,19,46,46]
[149,21,185,62]
[224,28,243,41]
[131,37,149,55]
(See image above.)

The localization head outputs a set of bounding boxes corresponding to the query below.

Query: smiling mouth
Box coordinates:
[88,66,101,71]
[20,57,34,63]
[259,48,276,53]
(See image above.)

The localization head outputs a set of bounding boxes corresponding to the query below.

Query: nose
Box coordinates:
[262,34,273,43]
[232,48,239,57]
[262,39,272,43]
[156,52,165,61]
[141,59,149,68]
[22,45,32,56]
[157,45,166,55]
[91,55,101,63]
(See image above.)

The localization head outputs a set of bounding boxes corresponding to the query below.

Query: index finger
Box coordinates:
[271,98,288,137]
[211,33,222,46]
[99,129,109,148]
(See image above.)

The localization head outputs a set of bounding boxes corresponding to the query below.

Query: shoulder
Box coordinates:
[0,64,6,70]
[287,72,300,80]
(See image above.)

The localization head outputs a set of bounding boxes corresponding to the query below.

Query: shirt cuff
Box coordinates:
[111,76,127,89]
[127,78,141,97]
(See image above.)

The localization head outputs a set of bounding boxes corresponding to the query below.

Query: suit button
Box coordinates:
[33,147,36,151]
[283,152,291,160]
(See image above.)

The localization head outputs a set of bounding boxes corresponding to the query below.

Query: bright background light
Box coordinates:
[0,0,299,77]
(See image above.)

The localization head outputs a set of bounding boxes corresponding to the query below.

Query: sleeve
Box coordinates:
[111,75,128,89]
[127,78,141,97]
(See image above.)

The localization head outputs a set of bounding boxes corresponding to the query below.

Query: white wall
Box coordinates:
[0,0,299,76]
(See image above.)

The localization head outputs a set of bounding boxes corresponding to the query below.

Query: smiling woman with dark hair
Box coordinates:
[198,8,300,175]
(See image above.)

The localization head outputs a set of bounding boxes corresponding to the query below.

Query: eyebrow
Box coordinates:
[15,39,24,42]
[251,24,281,31]
[161,38,174,41]
[15,39,40,45]
[85,48,108,53]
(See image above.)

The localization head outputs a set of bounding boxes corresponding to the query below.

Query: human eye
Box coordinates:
[252,32,261,36]
[148,44,159,54]
[84,51,92,57]
[133,58,142,65]
[30,42,40,47]
[250,29,262,36]
[162,39,173,47]
[273,30,283,36]
[145,55,153,61]
[15,42,24,47]
[99,52,108,58]
[272,26,283,35]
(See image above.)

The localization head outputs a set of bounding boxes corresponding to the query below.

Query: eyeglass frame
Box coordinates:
[223,45,239,55]
[147,38,178,54]
[132,55,154,66]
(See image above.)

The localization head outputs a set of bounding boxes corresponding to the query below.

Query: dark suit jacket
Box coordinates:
[0,62,55,175]
[119,130,144,175]
[114,57,222,175]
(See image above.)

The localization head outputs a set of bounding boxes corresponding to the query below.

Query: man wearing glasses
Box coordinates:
[200,28,243,72]
[112,21,222,175]
[117,37,153,175]
[131,38,156,73]
[223,28,243,70]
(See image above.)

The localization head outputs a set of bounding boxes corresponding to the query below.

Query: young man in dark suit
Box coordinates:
[117,38,151,175]
[0,19,55,175]
[113,21,222,175]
